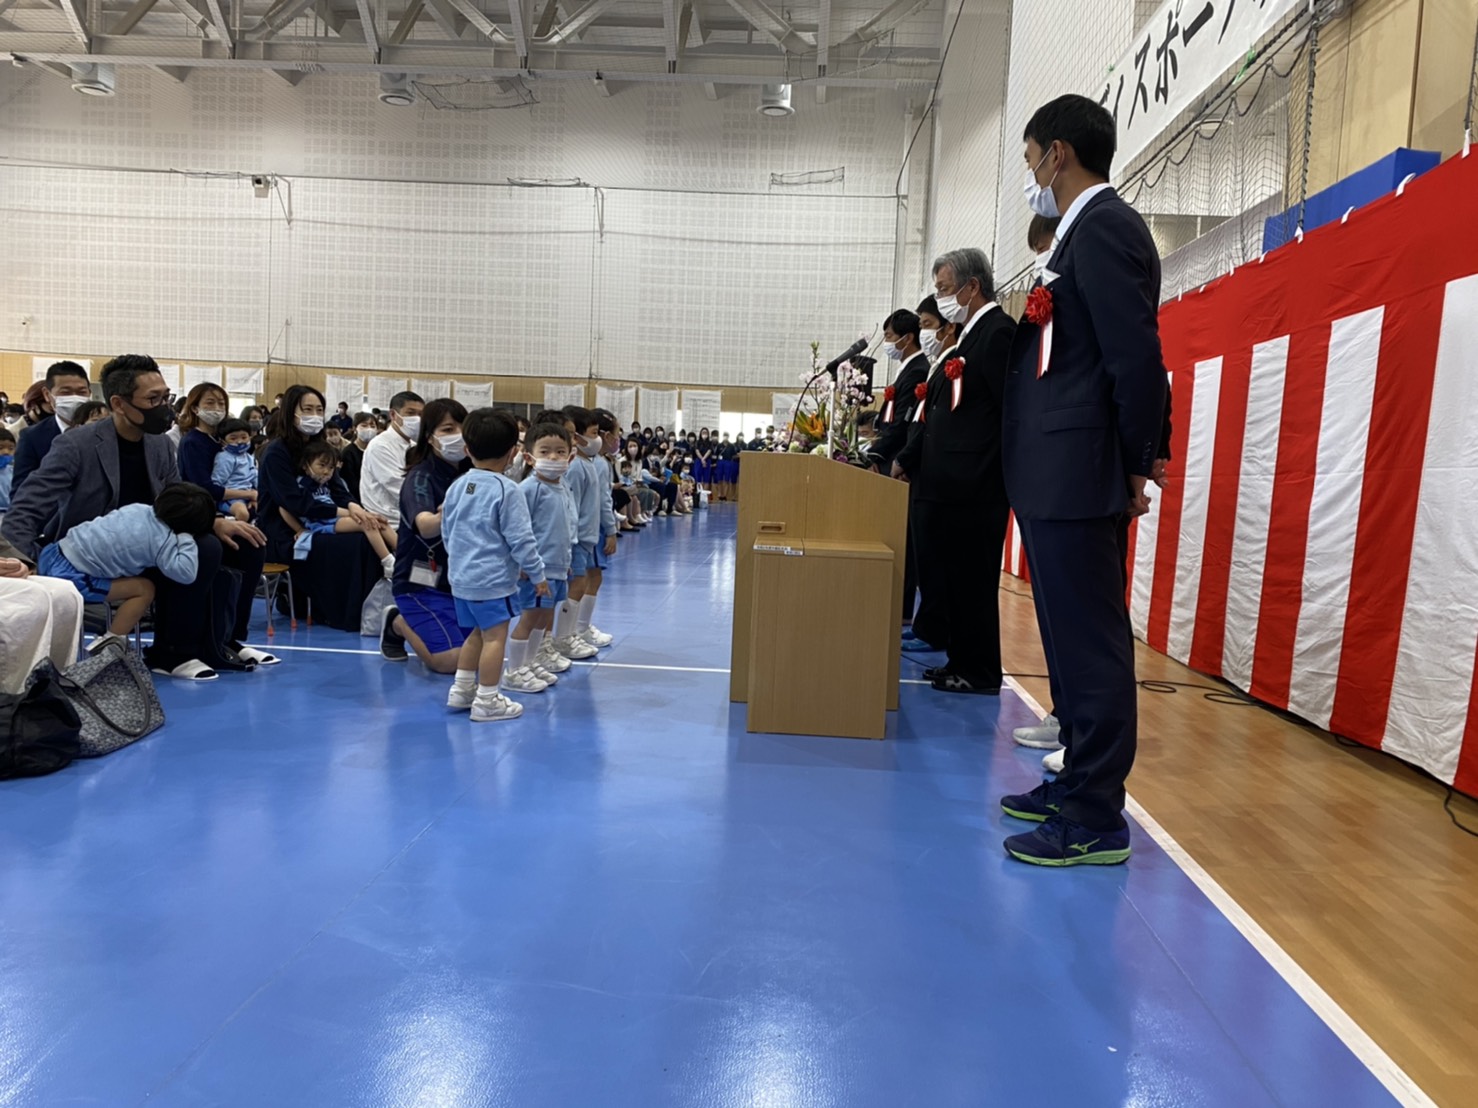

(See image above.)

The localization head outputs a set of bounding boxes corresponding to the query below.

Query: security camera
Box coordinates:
[251,175,271,198]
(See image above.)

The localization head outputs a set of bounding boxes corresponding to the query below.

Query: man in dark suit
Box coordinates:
[895,248,1016,695]
[999,95,1168,867]
[871,309,932,623]
[3,355,273,681]
[11,360,93,495]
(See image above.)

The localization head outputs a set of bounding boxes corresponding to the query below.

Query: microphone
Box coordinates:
[825,337,869,374]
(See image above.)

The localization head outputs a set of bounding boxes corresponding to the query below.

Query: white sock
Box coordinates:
[381,554,395,573]
[454,668,476,689]
[476,683,500,701]
[576,594,598,633]
[506,637,530,672]
[528,628,546,659]
[554,599,577,641]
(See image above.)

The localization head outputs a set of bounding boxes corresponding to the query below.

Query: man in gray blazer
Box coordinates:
[2,355,275,680]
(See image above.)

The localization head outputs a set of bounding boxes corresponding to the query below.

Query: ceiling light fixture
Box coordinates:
[758,84,794,118]
[71,63,116,97]
[378,73,416,107]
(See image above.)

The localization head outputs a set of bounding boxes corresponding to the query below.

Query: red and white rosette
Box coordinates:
[943,357,965,410]
[1025,286,1054,378]
[882,385,896,423]
[913,381,928,422]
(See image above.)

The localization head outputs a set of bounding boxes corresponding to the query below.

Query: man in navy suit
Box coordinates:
[999,95,1167,867]
[11,360,92,495]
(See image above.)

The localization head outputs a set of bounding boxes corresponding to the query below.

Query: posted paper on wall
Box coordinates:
[544,383,587,411]
[31,356,92,383]
[367,376,406,412]
[412,378,454,401]
[225,367,265,395]
[681,389,722,433]
[454,380,495,407]
[596,385,637,430]
[324,374,365,415]
[638,387,677,431]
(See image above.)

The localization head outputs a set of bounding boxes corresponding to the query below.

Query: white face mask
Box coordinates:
[533,457,570,480]
[197,408,225,427]
[53,395,89,424]
[1024,147,1061,218]
[357,426,377,443]
[576,437,602,458]
[397,414,421,441]
[883,342,903,362]
[435,432,466,463]
[921,329,943,359]
[935,293,968,324]
[297,415,325,435]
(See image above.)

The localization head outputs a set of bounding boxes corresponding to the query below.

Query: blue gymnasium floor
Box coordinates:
[0,506,1404,1108]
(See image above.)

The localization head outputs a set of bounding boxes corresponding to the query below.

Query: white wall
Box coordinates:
[0,67,911,387]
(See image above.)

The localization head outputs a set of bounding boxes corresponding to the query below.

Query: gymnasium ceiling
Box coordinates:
[0,0,947,94]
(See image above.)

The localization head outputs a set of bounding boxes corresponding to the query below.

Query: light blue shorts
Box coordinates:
[517,577,569,610]
[570,541,609,576]
[454,595,520,632]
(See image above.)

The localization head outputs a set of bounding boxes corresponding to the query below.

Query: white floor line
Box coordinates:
[1000,675,1435,1108]
[244,643,732,673]
[245,643,382,655]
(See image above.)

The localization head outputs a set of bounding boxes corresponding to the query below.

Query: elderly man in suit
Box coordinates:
[894,247,1016,696]
[998,94,1168,867]
[2,355,275,681]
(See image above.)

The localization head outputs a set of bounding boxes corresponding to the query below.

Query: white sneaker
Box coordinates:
[447,683,476,711]
[531,664,560,686]
[471,692,524,722]
[581,624,614,648]
[554,635,599,660]
[502,667,548,694]
[1013,715,1063,750]
[1043,748,1065,774]
[536,643,572,673]
[86,631,127,655]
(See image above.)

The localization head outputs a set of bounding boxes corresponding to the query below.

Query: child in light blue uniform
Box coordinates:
[210,418,258,521]
[36,483,217,654]
[442,408,549,723]
[284,440,396,576]
[506,421,579,691]
[557,405,620,658]
[0,428,14,522]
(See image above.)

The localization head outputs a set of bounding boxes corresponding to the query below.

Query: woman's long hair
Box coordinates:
[177,382,230,436]
[405,398,469,470]
[273,384,328,462]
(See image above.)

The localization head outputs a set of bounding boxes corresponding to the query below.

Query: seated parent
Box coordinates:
[380,398,471,671]
[11,360,92,494]
[339,412,379,502]
[1,355,275,680]
[359,390,425,521]
[257,384,388,631]
[0,533,84,695]
[176,382,259,522]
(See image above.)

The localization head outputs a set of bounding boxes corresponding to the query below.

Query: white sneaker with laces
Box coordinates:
[471,693,524,722]
[536,643,572,673]
[502,667,549,693]
[1043,748,1065,774]
[531,665,560,686]
[447,684,476,711]
[1013,714,1063,750]
[581,625,614,648]
[554,635,598,660]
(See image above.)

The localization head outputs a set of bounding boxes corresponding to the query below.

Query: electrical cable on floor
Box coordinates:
[1444,789,1478,837]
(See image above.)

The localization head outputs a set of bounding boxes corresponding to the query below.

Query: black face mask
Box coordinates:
[127,399,174,436]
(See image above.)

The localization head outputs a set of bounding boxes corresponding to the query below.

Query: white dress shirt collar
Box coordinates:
[1053,183,1114,249]
[960,300,999,338]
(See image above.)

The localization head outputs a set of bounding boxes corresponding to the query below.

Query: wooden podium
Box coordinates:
[731,452,909,739]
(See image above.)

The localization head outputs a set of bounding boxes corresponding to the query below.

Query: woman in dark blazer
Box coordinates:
[258,384,386,631]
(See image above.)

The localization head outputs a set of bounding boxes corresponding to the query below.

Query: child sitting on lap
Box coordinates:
[281,439,397,577]
[211,418,259,521]
[442,408,550,723]
[504,420,578,691]
[37,482,217,656]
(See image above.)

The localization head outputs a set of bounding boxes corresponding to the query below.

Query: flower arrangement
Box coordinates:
[773,341,874,462]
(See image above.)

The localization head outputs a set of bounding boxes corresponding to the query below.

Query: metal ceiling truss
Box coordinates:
[4,0,943,90]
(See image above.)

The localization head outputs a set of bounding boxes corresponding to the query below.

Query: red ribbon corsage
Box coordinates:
[884,385,896,401]
[1025,286,1054,326]
[944,357,965,411]
[882,385,896,423]
[914,382,928,400]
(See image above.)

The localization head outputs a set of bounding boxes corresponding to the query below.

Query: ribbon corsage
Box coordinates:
[913,380,928,422]
[882,385,895,423]
[943,357,965,411]
[1025,286,1054,378]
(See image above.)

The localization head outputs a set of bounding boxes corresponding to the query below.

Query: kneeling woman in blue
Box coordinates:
[379,397,471,672]
[257,384,389,631]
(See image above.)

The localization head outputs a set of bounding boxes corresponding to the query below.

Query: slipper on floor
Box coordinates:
[930,673,1000,696]
[152,659,219,682]
[236,646,280,666]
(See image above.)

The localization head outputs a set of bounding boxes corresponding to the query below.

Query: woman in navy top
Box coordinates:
[258,384,385,631]
[173,381,273,661]
[382,397,470,671]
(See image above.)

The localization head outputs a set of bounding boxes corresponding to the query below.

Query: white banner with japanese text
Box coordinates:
[680,390,722,434]
[1097,0,1301,172]
[596,385,637,430]
[544,382,587,411]
[638,387,677,431]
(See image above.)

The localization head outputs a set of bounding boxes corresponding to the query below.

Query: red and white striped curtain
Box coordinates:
[1116,151,1478,794]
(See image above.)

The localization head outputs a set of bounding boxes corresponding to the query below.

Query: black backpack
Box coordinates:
[0,669,83,780]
